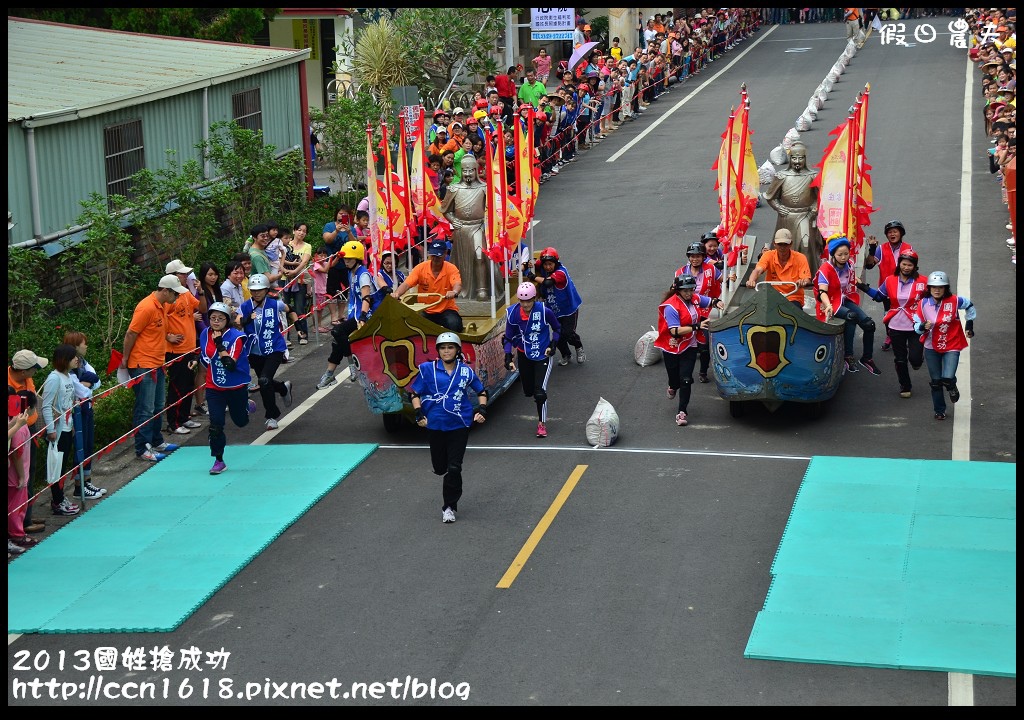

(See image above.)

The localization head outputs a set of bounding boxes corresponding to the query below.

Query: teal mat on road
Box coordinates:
[7,444,376,634]
[744,457,1016,678]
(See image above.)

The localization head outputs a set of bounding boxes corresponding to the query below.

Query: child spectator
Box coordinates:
[311,246,331,333]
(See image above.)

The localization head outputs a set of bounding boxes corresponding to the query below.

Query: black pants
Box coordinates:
[556,311,582,359]
[165,351,196,429]
[283,285,308,336]
[518,351,553,421]
[423,310,463,332]
[663,347,698,413]
[890,328,923,391]
[329,317,359,364]
[429,427,470,512]
[207,386,250,459]
[249,352,287,420]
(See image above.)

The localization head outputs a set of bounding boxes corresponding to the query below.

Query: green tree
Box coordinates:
[200,122,306,238]
[350,17,414,114]
[59,194,141,358]
[7,247,57,355]
[310,90,382,188]
[128,151,233,265]
[389,9,508,96]
[9,8,278,43]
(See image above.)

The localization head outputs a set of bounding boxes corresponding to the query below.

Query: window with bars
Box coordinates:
[232,88,263,134]
[103,119,145,205]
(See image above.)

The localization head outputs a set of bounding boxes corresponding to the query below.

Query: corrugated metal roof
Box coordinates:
[7,17,310,123]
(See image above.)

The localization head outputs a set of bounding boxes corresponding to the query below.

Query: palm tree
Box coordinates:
[351,18,413,115]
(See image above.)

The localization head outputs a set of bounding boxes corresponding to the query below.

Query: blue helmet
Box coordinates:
[827,236,851,256]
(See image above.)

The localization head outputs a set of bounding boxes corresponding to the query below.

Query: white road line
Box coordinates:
[250,367,351,446]
[606,25,778,164]
[378,444,811,462]
[946,58,975,709]
[952,59,973,464]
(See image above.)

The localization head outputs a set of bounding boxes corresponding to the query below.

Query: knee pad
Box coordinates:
[860,318,876,332]
[258,376,271,388]
[680,376,694,386]
[209,424,225,440]
[331,325,346,341]
[534,390,548,406]
[929,380,943,391]
[941,378,957,389]
[894,360,907,369]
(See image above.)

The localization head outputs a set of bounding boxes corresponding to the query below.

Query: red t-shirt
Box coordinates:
[495,74,516,98]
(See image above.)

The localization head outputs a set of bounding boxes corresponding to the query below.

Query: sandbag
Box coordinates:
[634,326,661,366]
[585,397,620,448]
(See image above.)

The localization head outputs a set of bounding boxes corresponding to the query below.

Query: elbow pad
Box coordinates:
[542,277,556,289]
[220,356,236,372]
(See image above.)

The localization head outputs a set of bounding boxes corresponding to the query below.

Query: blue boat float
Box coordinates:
[708,282,846,417]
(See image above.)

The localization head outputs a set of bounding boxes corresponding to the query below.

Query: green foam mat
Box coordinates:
[8,444,376,634]
[745,457,1016,678]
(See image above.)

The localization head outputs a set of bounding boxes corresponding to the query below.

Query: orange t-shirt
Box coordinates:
[754,249,812,303]
[405,260,462,314]
[164,291,200,352]
[7,367,39,426]
[126,293,169,368]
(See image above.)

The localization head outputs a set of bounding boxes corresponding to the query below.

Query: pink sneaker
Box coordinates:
[666,387,677,399]
[536,421,547,438]
[675,411,688,426]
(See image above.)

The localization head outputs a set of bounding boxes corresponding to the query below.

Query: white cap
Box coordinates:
[158,275,189,294]
[165,259,193,274]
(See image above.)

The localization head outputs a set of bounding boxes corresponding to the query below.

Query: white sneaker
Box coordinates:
[183,419,203,429]
[173,426,191,435]
[576,348,586,364]
[8,539,25,555]
[265,418,279,430]
[442,508,456,524]
[316,371,337,390]
[151,442,179,453]
[282,380,294,407]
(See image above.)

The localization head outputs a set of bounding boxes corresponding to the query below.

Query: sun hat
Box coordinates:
[158,275,189,294]
[165,259,193,274]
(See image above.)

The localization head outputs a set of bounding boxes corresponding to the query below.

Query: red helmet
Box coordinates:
[475,98,488,109]
[897,250,919,265]
[539,247,559,263]
[489,106,502,115]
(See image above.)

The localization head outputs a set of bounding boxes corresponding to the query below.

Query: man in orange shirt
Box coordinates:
[164,259,203,435]
[8,349,48,533]
[391,239,464,331]
[119,275,188,462]
[745,229,812,307]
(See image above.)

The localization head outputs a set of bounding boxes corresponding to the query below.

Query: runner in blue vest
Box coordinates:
[409,332,488,524]
[527,246,586,366]
[240,274,293,430]
[504,282,561,438]
[198,302,254,474]
[317,241,377,389]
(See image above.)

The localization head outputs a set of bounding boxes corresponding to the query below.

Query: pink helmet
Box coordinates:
[517,282,537,300]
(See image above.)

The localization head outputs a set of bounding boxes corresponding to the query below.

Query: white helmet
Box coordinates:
[926,271,950,287]
[208,302,232,318]
[248,274,271,291]
[436,331,462,349]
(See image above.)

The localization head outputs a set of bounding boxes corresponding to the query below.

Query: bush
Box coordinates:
[93,385,137,451]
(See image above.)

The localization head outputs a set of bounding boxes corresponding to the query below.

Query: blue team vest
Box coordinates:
[199,327,251,388]
[346,265,375,319]
[506,302,557,361]
[240,299,287,355]
[539,264,582,317]
[414,359,484,430]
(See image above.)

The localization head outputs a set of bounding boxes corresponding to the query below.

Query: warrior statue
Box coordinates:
[440,155,500,301]
[762,141,824,275]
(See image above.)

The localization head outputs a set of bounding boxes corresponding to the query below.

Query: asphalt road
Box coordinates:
[8,21,1016,706]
